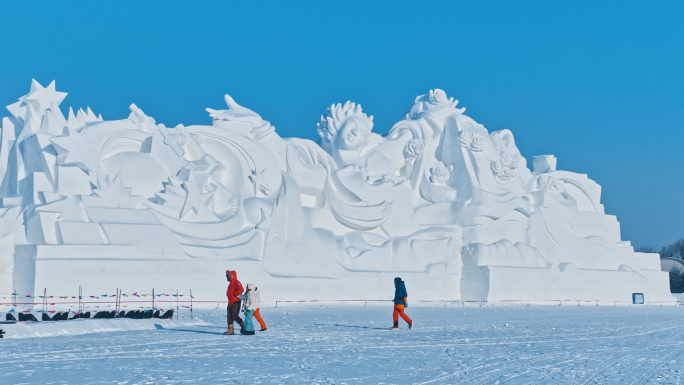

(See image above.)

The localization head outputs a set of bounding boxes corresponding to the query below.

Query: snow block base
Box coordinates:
[461,265,673,303]
[13,245,462,304]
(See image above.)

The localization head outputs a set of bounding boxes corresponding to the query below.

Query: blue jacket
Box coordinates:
[393,278,407,305]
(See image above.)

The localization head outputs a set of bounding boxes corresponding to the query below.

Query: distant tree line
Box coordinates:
[636,239,684,293]
[671,274,684,293]
[636,238,684,259]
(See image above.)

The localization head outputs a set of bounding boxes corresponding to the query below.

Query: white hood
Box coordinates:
[243,283,261,311]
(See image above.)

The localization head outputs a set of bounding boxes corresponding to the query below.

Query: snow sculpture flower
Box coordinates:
[491,152,519,183]
[458,130,473,147]
[457,130,485,152]
[470,134,485,152]
[499,166,512,181]
[403,89,463,120]
[499,151,518,169]
[405,139,424,158]
[428,89,450,105]
[430,161,454,184]
[490,161,504,181]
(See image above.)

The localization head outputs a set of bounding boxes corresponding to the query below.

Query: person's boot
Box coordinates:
[408,320,413,329]
[390,321,399,330]
[260,327,267,332]
[239,321,246,334]
[223,325,234,335]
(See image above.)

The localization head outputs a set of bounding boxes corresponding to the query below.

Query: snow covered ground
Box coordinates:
[2,304,684,384]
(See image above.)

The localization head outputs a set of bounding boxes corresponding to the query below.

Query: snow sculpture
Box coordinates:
[0,80,672,303]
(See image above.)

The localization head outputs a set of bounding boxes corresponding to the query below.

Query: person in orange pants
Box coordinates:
[253,308,267,331]
[391,277,412,330]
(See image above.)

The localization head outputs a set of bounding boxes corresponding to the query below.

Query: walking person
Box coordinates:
[391,277,412,330]
[224,270,245,335]
[239,283,267,332]
[239,284,267,334]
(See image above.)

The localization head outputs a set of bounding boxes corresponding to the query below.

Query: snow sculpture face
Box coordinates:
[337,117,370,151]
[317,101,374,155]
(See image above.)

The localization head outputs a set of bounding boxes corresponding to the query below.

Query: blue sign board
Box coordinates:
[632,293,644,304]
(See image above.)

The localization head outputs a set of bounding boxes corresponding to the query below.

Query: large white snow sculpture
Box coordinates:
[0,81,672,303]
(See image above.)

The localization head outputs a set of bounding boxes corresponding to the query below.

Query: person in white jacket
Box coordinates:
[238,284,267,332]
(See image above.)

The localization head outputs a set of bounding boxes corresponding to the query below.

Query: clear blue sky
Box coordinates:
[1,1,682,249]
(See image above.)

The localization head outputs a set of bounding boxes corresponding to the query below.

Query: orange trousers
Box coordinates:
[252,308,267,330]
[393,305,411,324]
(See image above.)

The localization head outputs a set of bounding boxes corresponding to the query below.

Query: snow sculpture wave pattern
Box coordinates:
[0,80,672,303]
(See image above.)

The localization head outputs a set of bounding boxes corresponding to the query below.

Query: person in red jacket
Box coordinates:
[224,270,245,335]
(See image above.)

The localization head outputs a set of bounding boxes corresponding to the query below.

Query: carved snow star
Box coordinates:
[181,174,214,217]
[87,174,144,209]
[6,79,67,120]
[50,128,96,172]
[249,168,272,195]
